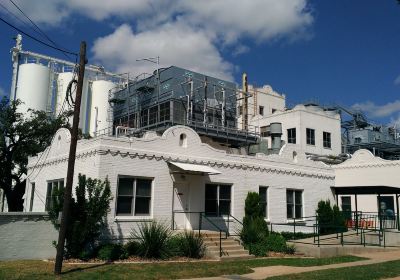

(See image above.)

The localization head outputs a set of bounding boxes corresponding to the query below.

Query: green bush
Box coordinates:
[124,241,140,257]
[264,233,288,252]
[131,221,172,259]
[178,231,205,259]
[49,174,113,259]
[247,233,294,256]
[316,200,347,235]
[280,231,315,241]
[97,243,125,261]
[240,216,269,244]
[166,235,184,257]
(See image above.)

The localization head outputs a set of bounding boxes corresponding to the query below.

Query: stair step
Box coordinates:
[204,241,239,246]
[207,245,244,251]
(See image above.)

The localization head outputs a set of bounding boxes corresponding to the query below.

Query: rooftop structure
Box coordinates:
[111,66,259,147]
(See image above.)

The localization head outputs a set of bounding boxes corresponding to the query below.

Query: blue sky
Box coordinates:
[0,0,399,125]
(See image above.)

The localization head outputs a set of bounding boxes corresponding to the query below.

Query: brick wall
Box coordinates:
[0,213,57,260]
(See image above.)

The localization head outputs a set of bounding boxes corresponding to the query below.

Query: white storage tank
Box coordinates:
[56,72,89,133]
[89,80,115,136]
[15,63,51,115]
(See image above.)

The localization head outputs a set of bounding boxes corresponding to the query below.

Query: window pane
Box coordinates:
[287,205,294,219]
[286,190,293,204]
[219,200,231,216]
[205,185,217,200]
[259,187,267,202]
[118,178,134,195]
[45,183,52,211]
[219,185,231,199]
[295,205,302,219]
[136,179,152,196]
[134,197,151,215]
[117,197,132,214]
[205,199,218,216]
[295,191,302,205]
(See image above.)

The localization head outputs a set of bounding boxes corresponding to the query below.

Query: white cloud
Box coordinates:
[389,114,400,127]
[395,75,400,85]
[92,23,234,80]
[4,0,313,81]
[0,87,6,99]
[352,100,400,118]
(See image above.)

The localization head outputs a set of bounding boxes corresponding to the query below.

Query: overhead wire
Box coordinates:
[0,15,77,56]
[7,0,75,61]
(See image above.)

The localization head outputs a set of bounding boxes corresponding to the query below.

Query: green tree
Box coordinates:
[0,97,70,211]
[49,174,113,258]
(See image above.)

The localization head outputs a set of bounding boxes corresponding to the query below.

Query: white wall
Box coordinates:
[26,126,335,238]
[251,104,341,156]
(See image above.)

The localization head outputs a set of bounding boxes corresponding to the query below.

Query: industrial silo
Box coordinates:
[15,63,51,115]
[55,72,89,133]
[89,80,115,136]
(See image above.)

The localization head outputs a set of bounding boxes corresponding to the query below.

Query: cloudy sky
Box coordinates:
[0,0,399,125]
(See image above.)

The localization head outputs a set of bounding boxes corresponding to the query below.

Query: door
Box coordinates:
[173,183,191,230]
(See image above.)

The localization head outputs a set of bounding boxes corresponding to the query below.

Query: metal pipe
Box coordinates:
[10,34,22,101]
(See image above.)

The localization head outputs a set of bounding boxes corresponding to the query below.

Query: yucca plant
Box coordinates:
[178,231,206,259]
[130,221,172,259]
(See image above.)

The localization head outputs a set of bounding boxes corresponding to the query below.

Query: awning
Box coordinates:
[168,161,221,175]
[332,185,400,195]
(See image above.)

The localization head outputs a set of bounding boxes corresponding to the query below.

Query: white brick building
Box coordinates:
[24,126,335,237]
[251,104,342,156]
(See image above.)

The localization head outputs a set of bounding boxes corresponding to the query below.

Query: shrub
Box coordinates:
[49,174,113,259]
[131,221,172,259]
[124,240,140,257]
[97,243,125,261]
[316,200,346,235]
[264,233,288,253]
[280,231,315,241]
[178,231,205,259]
[166,235,184,257]
[247,233,295,256]
[240,192,269,248]
[240,216,269,244]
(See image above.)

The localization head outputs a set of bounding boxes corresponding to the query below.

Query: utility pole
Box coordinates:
[54,41,87,275]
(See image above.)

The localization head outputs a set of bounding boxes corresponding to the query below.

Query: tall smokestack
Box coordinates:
[242,73,248,131]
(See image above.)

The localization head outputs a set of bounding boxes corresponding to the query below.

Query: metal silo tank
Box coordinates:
[56,72,89,132]
[89,80,115,136]
[15,63,51,115]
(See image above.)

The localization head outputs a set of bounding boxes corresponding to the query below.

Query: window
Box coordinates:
[341,196,352,219]
[287,128,296,144]
[45,179,64,211]
[259,106,264,116]
[116,177,152,216]
[259,187,268,218]
[260,126,268,137]
[272,108,277,114]
[286,189,303,219]
[323,132,331,148]
[29,183,35,212]
[205,184,231,216]
[306,128,315,145]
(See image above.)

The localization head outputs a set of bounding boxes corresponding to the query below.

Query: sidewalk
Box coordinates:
[184,250,400,280]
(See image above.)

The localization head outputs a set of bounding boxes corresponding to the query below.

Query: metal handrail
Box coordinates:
[200,213,228,257]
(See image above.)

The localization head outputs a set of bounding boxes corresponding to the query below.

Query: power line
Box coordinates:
[0,15,78,56]
[8,0,74,60]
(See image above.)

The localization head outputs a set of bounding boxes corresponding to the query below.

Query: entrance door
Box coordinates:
[173,183,191,230]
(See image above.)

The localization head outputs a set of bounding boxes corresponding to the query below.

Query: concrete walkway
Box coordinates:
[184,250,400,280]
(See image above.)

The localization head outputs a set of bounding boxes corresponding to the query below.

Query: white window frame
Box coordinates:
[323,131,332,149]
[259,186,269,220]
[115,176,153,219]
[286,189,303,220]
[205,184,232,217]
[45,179,64,211]
[306,128,315,146]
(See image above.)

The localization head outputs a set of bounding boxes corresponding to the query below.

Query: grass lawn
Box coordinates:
[0,256,364,280]
[268,259,400,280]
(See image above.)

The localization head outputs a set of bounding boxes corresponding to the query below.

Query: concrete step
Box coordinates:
[207,245,244,251]
[204,240,239,247]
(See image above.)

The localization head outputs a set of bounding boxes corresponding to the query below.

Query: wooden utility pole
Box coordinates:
[54,41,86,275]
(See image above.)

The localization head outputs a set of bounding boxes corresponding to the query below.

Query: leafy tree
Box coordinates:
[49,174,113,258]
[0,97,70,211]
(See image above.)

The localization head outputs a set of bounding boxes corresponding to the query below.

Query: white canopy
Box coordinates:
[168,161,221,175]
